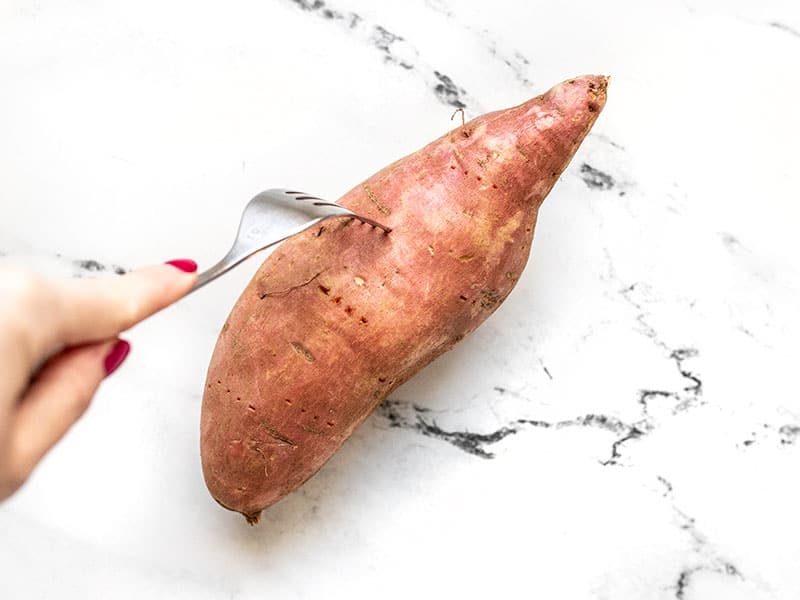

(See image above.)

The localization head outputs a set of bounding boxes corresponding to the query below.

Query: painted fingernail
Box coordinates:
[165,259,198,273]
[104,339,131,377]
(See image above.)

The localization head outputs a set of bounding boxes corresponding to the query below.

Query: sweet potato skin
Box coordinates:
[202,75,608,522]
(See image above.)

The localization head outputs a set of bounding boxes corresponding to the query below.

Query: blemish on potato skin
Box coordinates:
[479,289,500,308]
[259,271,323,299]
[318,284,331,295]
[363,184,391,215]
[354,276,366,286]
[290,342,316,363]
[344,306,355,316]
[257,421,296,446]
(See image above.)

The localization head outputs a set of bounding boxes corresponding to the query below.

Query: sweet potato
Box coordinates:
[202,75,608,523]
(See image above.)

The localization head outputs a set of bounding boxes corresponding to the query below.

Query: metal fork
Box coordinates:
[189,189,391,293]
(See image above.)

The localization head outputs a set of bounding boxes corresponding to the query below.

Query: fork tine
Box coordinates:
[283,189,324,202]
[279,190,391,233]
[285,191,324,202]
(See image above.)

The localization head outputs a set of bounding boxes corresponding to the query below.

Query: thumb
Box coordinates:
[7,338,130,491]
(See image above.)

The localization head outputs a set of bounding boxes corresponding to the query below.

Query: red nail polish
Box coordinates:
[104,339,131,377]
[165,259,198,273]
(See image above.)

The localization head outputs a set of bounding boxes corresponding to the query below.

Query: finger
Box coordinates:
[8,338,129,484]
[51,259,197,349]
[0,260,193,421]
[0,268,61,406]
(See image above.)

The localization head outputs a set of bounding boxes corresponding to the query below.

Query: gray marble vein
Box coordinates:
[579,163,616,191]
[658,476,745,599]
[70,258,128,276]
[377,397,649,464]
[285,0,479,110]
[769,21,800,38]
[423,0,534,87]
[738,422,800,449]
[0,251,129,283]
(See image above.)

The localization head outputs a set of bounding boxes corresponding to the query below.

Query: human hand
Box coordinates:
[0,259,198,501]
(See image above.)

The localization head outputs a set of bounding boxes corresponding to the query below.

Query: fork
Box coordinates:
[189,189,391,294]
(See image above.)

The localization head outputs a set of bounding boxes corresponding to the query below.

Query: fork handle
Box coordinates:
[187,233,290,295]
[190,258,230,294]
[188,246,253,295]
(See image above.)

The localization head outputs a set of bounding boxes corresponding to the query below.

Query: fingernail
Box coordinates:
[165,259,198,273]
[104,339,131,377]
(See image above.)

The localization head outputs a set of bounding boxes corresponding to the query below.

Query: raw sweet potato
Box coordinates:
[202,75,608,523]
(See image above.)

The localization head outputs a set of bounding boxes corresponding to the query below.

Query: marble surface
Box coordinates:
[1,0,799,598]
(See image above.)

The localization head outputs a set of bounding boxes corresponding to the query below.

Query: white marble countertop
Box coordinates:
[1,1,799,598]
